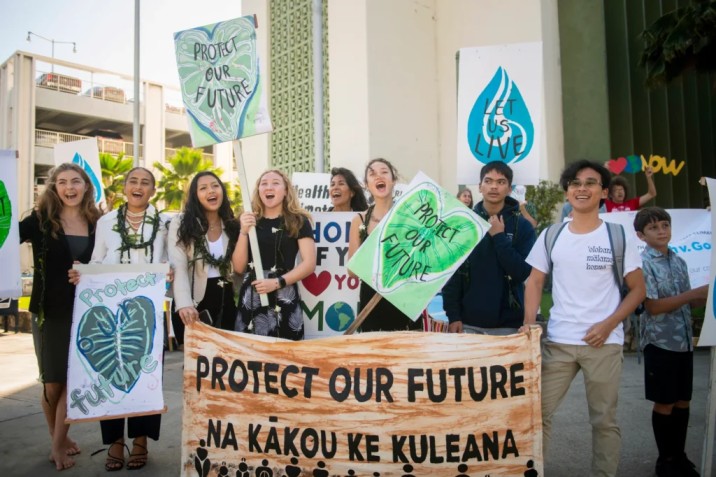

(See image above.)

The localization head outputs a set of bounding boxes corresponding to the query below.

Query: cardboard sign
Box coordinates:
[66,264,168,422]
[174,15,272,147]
[456,42,543,185]
[181,325,543,476]
[54,138,105,205]
[348,172,488,320]
[0,150,20,298]
[699,179,716,346]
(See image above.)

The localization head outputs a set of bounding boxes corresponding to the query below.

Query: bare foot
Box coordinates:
[65,438,81,456]
[50,446,75,471]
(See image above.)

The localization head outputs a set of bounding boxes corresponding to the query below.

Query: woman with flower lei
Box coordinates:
[168,171,239,339]
[69,167,169,471]
[232,169,316,340]
[348,158,423,332]
[20,163,100,470]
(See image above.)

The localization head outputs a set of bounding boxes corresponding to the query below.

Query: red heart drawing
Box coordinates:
[302,271,331,296]
[607,157,627,174]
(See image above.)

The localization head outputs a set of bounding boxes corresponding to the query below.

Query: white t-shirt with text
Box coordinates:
[527,222,641,345]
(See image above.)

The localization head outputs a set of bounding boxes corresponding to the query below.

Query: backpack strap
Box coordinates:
[605,222,626,293]
[544,222,569,273]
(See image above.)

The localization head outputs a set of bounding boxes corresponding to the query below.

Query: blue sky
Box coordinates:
[0,0,243,87]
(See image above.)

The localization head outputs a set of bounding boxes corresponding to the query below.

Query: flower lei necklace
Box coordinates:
[113,203,160,263]
[190,225,237,279]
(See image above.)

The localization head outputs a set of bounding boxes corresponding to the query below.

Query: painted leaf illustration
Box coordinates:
[0,180,11,249]
[377,186,479,291]
[174,16,259,146]
[76,296,156,393]
[467,66,534,165]
[71,152,103,203]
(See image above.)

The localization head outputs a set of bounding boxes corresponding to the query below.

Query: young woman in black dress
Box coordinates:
[232,169,316,340]
[20,163,100,470]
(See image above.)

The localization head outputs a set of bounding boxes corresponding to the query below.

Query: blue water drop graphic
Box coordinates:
[466,67,534,165]
[71,152,103,203]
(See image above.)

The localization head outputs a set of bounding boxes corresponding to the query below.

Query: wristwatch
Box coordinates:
[277,276,287,289]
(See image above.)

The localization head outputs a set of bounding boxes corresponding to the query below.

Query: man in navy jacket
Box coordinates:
[443,161,536,334]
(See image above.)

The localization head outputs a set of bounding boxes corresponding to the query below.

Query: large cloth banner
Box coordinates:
[67,264,168,422]
[456,42,543,185]
[0,150,21,298]
[599,210,711,287]
[174,15,272,147]
[54,138,105,205]
[700,179,716,346]
[181,325,543,476]
[300,212,359,338]
[348,172,488,320]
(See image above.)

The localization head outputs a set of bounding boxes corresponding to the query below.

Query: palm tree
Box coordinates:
[153,147,221,211]
[640,0,716,87]
[224,181,244,213]
[100,152,134,210]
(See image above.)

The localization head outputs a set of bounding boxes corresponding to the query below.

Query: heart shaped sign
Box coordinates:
[174,16,267,147]
[302,271,331,296]
[607,157,627,174]
[376,184,480,292]
[0,180,11,250]
[76,296,156,393]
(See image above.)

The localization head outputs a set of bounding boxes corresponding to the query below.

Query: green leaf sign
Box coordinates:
[0,180,11,250]
[174,15,272,147]
[348,173,488,320]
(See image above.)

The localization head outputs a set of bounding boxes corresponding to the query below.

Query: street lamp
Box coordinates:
[26,31,77,72]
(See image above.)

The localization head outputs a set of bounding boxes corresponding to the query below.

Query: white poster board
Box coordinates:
[54,138,105,205]
[299,212,359,338]
[457,42,543,185]
[0,150,21,298]
[67,263,168,422]
[292,172,332,212]
[698,179,716,346]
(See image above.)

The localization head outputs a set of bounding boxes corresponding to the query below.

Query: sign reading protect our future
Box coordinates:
[66,264,169,422]
[348,172,488,320]
[181,324,544,476]
[174,15,272,147]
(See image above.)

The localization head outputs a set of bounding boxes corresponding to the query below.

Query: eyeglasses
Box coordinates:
[568,179,602,189]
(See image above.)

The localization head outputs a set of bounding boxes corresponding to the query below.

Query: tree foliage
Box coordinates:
[640,0,716,87]
[525,180,565,234]
[100,152,134,211]
[153,147,223,211]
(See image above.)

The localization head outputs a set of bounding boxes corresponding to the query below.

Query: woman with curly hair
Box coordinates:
[329,167,368,212]
[232,169,316,340]
[20,162,100,470]
[168,171,240,339]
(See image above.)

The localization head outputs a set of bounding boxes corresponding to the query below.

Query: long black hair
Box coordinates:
[176,171,237,247]
[331,167,368,211]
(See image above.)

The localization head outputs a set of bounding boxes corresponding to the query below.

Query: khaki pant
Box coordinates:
[541,341,624,477]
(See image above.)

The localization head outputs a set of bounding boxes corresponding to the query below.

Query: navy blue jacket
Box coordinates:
[442,196,536,329]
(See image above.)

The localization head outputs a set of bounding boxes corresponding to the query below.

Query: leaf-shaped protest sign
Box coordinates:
[348,172,488,320]
[174,15,272,147]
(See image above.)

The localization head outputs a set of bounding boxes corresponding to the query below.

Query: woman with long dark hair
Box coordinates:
[169,171,239,337]
[329,167,368,212]
[232,169,316,340]
[20,163,100,470]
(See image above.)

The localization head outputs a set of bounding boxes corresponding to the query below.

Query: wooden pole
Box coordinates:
[232,141,269,307]
[343,293,382,335]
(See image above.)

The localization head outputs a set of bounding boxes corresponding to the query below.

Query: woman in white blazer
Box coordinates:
[168,171,239,343]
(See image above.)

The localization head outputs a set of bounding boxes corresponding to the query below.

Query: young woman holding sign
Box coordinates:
[72,167,169,471]
[232,169,316,340]
[168,171,240,337]
[348,158,423,332]
[20,163,100,470]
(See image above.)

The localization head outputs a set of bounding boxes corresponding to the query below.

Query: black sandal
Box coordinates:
[103,441,127,472]
[127,442,148,470]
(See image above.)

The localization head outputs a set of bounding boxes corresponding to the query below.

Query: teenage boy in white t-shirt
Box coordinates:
[520,160,646,477]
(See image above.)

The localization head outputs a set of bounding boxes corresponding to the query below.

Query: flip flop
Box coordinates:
[127,442,148,471]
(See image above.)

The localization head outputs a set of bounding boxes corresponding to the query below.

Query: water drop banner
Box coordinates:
[181,324,543,476]
[300,212,359,338]
[174,15,272,147]
[456,42,543,185]
[348,172,488,320]
[0,150,21,298]
[54,138,105,205]
[66,263,169,422]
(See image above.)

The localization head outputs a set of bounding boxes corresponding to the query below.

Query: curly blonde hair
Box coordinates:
[36,163,101,238]
[250,169,311,237]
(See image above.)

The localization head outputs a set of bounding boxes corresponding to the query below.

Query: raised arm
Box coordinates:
[231,211,254,274]
[639,166,657,206]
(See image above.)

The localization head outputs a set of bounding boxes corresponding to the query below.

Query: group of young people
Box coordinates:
[447,160,700,477]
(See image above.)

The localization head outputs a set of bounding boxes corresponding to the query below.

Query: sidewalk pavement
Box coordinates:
[0,331,714,476]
